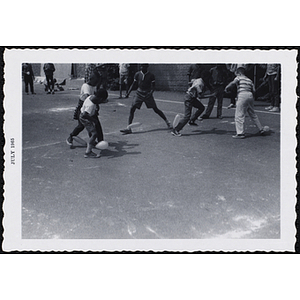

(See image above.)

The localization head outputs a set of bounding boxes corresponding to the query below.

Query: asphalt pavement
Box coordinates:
[22,79,280,239]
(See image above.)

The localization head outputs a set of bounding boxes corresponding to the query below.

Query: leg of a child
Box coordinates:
[152,106,167,121]
[71,120,85,137]
[203,93,216,117]
[175,101,193,131]
[190,100,205,122]
[94,118,104,142]
[128,105,137,125]
[235,96,248,135]
[247,99,263,131]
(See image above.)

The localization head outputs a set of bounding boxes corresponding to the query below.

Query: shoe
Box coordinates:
[227,104,236,109]
[259,129,266,136]
[188,121,198,126]
[52,91,55,94]
[47,91,51,94]
[269,107,280,112]
[217,116,223,119]
[120,128,132,134]
[166,120,172,129]
[265,106,273,110]
[232,134,245,139]
[66,136,73,146]
[171,129,181,136]
[84,151,100,158]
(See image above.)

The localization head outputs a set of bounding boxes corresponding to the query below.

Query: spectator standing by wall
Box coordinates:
[43,63,56,94]
[264,64,281,112]
[22,63,35,95]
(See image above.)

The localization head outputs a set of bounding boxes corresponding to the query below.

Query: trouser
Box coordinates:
[235,92,263,135]
[71,118,103,142]
[267,74,280,107]
[46,74,54,91]
[175,99,205,131]
[24,75,34,93]
[203,85,224,117]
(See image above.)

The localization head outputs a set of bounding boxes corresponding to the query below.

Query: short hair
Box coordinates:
[95,88,108,100]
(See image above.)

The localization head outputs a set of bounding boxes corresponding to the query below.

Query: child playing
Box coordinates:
[225,64,266,139]
[120,64,171,134]
[171,77,206,137]
[66,71,102,146]
[79,88,108,158]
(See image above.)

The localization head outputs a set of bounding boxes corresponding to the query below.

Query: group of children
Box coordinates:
[67,63,268,158]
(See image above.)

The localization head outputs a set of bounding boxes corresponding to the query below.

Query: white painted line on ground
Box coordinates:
[23,142,62,150]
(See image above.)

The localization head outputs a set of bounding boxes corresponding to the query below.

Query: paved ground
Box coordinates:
[22,79,280,239]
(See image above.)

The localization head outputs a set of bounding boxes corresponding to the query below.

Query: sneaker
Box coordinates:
[232,134,246,139]
[120,128,132,134]
[265,106,273,110]
[166,120,172,129]
[84,151,100,158]
[171,129,181,136]
[227,104,236,109]
[269,107,280,112]
[259,129,266,136]
[188,121,198,126]
[66,136,73,146]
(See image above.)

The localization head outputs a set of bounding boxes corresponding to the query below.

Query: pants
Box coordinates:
[235,92,263,135]
[175,98,205,131]
[45,74,55,92]
[267,74,280,107]
[24,75,34,93]
[202,85,224,118]
[74,117,103,143]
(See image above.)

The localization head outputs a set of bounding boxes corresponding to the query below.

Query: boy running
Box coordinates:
[120,64,172,134]
[79,88,108,158]
[171,77,206,137]
[225,65,266,139]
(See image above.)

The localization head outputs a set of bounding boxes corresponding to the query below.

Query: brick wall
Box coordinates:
[148,64,190,92]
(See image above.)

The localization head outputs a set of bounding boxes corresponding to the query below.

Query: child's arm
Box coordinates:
[225,81,235,93]
[125,79,137,97]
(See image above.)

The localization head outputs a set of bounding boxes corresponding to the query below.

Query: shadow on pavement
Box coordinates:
[101,141,141,159]
[183,128,235,136]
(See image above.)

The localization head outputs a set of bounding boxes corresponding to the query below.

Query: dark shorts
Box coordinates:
[132,90,157,109]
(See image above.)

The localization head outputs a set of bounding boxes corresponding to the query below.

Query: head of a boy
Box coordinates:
[236,67,245,75]
[140,64,149,73]
[92,88,108,104]
[88,71,101,87]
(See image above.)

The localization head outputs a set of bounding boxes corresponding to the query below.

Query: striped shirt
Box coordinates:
[233,75,254,94]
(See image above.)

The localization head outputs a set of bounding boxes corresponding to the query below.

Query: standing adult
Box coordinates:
[43,63,56,94]
[22,63,35,94]
[263,64,280,112]
[187,64,203,84]
[200,64,228,119]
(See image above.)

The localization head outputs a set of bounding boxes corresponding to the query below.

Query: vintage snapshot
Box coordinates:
[2,48,297,252]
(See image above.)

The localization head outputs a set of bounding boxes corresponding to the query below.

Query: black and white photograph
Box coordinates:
[2,48,297,252]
